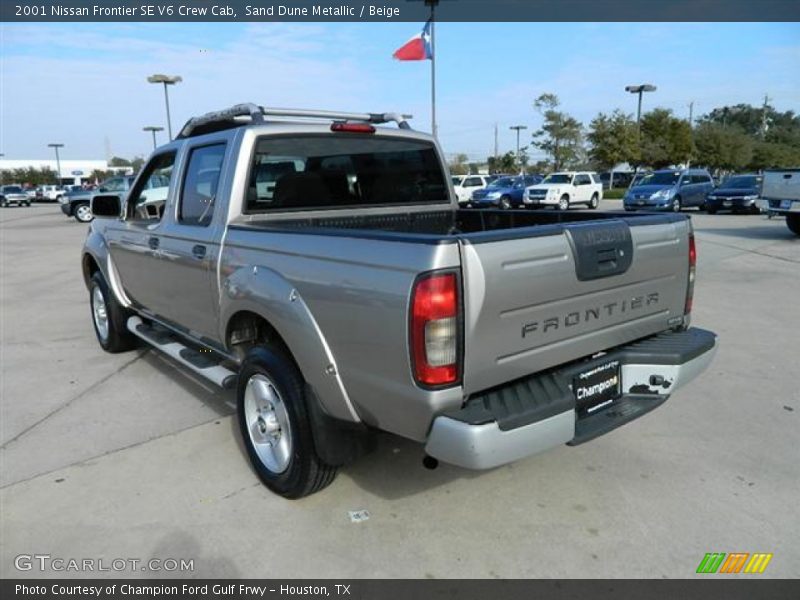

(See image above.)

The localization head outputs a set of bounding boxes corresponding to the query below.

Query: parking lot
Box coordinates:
[1,202,798,579]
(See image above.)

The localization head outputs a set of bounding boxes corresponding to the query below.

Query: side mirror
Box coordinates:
[91,194,122,218]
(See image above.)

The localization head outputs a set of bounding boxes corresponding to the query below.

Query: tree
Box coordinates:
[748,141,800,170]
[587,110,639,171]
[108,156,132,167]
[448,153,469,175]
[692,123,753,172]
[487,151,517,174]
[639,108,693,168]
[530,93,584,171]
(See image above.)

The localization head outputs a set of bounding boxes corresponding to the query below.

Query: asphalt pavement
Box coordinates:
[1,202,798,578]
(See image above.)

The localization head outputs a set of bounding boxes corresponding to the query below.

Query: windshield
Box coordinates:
[451,176,464,185]
[542,174,573,184]
[721,175,760,189]
[638,172,680,186]
[246,135,448,211]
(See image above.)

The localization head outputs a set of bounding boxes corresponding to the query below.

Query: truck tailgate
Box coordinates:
[459,217,690,395]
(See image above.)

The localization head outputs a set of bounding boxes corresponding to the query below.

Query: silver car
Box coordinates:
[0,185,31,207]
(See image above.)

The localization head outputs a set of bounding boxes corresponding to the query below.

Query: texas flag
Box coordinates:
[392,20,433,61]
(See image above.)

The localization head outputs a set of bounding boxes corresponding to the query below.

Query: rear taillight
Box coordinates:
[410,272,461,387]
[331,122,375,133]
[685,231,696,315]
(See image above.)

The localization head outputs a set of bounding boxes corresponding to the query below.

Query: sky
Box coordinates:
[1,21,799,162]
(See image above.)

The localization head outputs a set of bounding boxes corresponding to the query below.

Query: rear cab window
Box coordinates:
[245,135,448,212]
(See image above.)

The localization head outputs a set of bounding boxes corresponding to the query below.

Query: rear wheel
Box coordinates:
[89,271,137,353]
[557,195,570,211]
[74,203,93,223]
[787,214,800,236]
[588,193,599,209]
[237,347,338,499]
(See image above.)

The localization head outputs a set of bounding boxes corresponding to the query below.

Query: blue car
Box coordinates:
[705,174,763,214]
[469,174,543,209]
[624,168,715,212]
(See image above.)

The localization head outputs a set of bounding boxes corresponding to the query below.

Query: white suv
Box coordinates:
[525,171,603,210]
[452,174,492,204]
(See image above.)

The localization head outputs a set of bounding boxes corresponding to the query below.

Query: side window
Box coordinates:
[575,174,590,185]
[179,144,226,227]
[104,178,126,192]
[126,152,177,222]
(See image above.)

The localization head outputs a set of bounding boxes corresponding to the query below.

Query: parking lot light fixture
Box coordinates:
[625,84,657,127]
[47,143,64,185]
[147,74,182,140]
[143,126,165,151]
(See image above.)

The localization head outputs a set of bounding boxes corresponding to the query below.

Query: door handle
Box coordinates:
[192,244,207,259]
[148,236,159,250]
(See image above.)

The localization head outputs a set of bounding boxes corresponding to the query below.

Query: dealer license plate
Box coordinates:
[573,360,621,416]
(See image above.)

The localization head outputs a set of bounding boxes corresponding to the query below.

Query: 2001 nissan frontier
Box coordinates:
[81,104,717,498]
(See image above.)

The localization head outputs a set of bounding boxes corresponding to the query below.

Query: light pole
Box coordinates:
[625,84,657,127]
[147,74,182,140]
[143,126,164,151]
[509,125,527,172]
[48,143,64,185]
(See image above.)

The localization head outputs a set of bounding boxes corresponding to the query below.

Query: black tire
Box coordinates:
[588,193,599,209]
[74,202,93,223]
[706,207,717,215]
[0,200,8,208]
[787,214,800,236]
[89,271,137,353]
[557,194,570,211]
[499,195,512,210]
[671,196,682,212]
[237,347,338,499]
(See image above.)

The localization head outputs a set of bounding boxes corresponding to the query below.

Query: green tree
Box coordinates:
[448,153,469,175]
[692,123,753,172]
[748,141,800,170]
[487,151,517,174]
[531,93,584,171]
[108,156,132,167]
[639,108,693,168]
[587,110,639,171]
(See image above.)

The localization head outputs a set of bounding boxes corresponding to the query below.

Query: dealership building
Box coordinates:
[0,159,132,186]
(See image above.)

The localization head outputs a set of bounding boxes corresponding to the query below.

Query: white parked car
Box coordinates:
[525,171,604,210]
[38,185,68,202]
[451,174,492,204]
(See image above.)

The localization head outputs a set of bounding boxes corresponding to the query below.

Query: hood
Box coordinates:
[528,183,565,191]
[627,184,673,197]
[474,186,508,197]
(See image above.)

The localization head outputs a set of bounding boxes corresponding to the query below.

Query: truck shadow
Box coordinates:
[342,432,484,500]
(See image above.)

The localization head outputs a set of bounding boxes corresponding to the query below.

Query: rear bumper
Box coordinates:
[425,327,717,469]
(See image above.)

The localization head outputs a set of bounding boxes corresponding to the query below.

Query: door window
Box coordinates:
[179,144,226,226]
[126,152,177,222]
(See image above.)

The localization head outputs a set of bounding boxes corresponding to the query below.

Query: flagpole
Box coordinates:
[430,2,437,138]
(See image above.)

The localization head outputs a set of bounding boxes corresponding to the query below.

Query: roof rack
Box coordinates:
[175,103,413,139]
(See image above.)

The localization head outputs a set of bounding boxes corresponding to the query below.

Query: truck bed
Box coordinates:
[232,208,685,242]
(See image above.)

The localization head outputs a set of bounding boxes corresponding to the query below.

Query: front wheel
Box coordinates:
[237,347,338,499]
[588,193,599,209]
[74,203,93,223]
[671,197,682,212]
[557,195,570,211]
[787,214,800,236]
[499,195,512,210]
[89,271,137,353]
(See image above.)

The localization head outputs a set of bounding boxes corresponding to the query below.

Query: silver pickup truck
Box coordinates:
[82,104,717,498]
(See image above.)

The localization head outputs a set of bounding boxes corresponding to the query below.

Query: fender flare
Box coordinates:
[220,265,360,423]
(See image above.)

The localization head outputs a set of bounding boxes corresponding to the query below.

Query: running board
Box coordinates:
[127,316,237,389]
